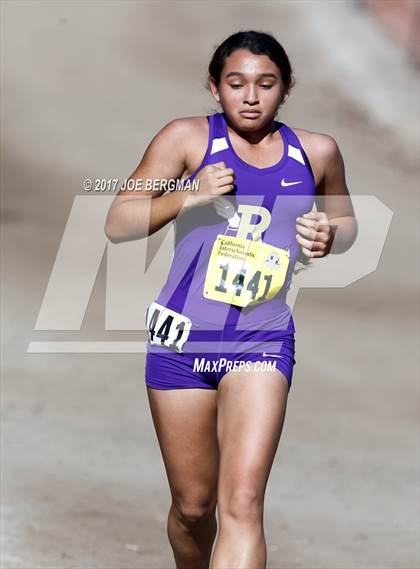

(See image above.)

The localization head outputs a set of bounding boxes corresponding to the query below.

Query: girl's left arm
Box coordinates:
[296,135,357,257]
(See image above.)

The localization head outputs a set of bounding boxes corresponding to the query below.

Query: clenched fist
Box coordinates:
[183,161,235,209]
[295,211,336,258]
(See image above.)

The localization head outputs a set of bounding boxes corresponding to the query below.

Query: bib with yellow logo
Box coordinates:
[203,235,290,308]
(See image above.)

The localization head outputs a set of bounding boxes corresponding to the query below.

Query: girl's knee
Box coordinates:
[171,496,217,528]
[218,487,263,525]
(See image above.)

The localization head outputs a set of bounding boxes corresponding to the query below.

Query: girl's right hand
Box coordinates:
[183,161,235,209]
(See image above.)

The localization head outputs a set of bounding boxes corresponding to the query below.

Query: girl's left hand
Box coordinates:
[295,211,335,258]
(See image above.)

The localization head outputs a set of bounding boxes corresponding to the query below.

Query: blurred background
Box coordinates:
[1,1,419,567]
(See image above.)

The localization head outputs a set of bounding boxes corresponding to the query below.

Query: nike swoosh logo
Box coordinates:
[281,178,303,187]
[262,352,283,359]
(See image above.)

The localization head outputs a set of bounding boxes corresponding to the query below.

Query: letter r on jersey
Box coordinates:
[236,204,271,241]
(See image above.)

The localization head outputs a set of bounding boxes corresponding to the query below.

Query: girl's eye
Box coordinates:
[229,83,274,89]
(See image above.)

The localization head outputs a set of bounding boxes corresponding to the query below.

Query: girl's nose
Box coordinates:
[243,86,259,104]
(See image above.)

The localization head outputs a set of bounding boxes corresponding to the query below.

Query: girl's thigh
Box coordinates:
[147,387,219,511]
[216,368,289,516]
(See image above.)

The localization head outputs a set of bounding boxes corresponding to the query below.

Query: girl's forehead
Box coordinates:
[222,49,279,74]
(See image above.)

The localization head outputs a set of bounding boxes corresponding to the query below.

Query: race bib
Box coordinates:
[203,235,290,308]
[145,302,191,353]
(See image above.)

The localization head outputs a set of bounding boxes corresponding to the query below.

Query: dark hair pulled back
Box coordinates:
[208,30,295,94]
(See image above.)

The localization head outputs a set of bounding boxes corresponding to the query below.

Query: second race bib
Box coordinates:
[203,235,290,308]
[145,302,192,353]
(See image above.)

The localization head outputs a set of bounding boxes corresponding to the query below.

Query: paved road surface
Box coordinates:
[2,1,419,567]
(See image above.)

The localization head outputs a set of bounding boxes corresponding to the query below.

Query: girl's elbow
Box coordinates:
[104,223,148,243]
[351,216,358,242]
[104,222,123,244]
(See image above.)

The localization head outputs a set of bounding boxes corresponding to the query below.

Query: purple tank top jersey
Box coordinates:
[155,112,316,336]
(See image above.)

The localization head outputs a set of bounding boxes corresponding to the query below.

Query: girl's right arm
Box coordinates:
[104,119,234,243]
[104,120,190,243]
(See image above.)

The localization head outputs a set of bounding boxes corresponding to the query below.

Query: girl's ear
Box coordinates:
[281,90,290,105]
[208,76,220,103]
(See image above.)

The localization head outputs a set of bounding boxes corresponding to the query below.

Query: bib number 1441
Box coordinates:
[203,235,290,308]
[215,263,272,301]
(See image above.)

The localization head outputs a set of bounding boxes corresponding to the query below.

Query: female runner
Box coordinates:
[105,30,357,569]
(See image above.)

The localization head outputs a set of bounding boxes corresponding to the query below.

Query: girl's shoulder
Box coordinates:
[159,115,209,153]
[289,126,340,158]
[161,115,209,140]
[287,126,343,184]
[160,117,210,178]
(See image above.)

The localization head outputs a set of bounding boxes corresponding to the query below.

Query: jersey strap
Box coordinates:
[278,122,315,182]
[209,113,229,155]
